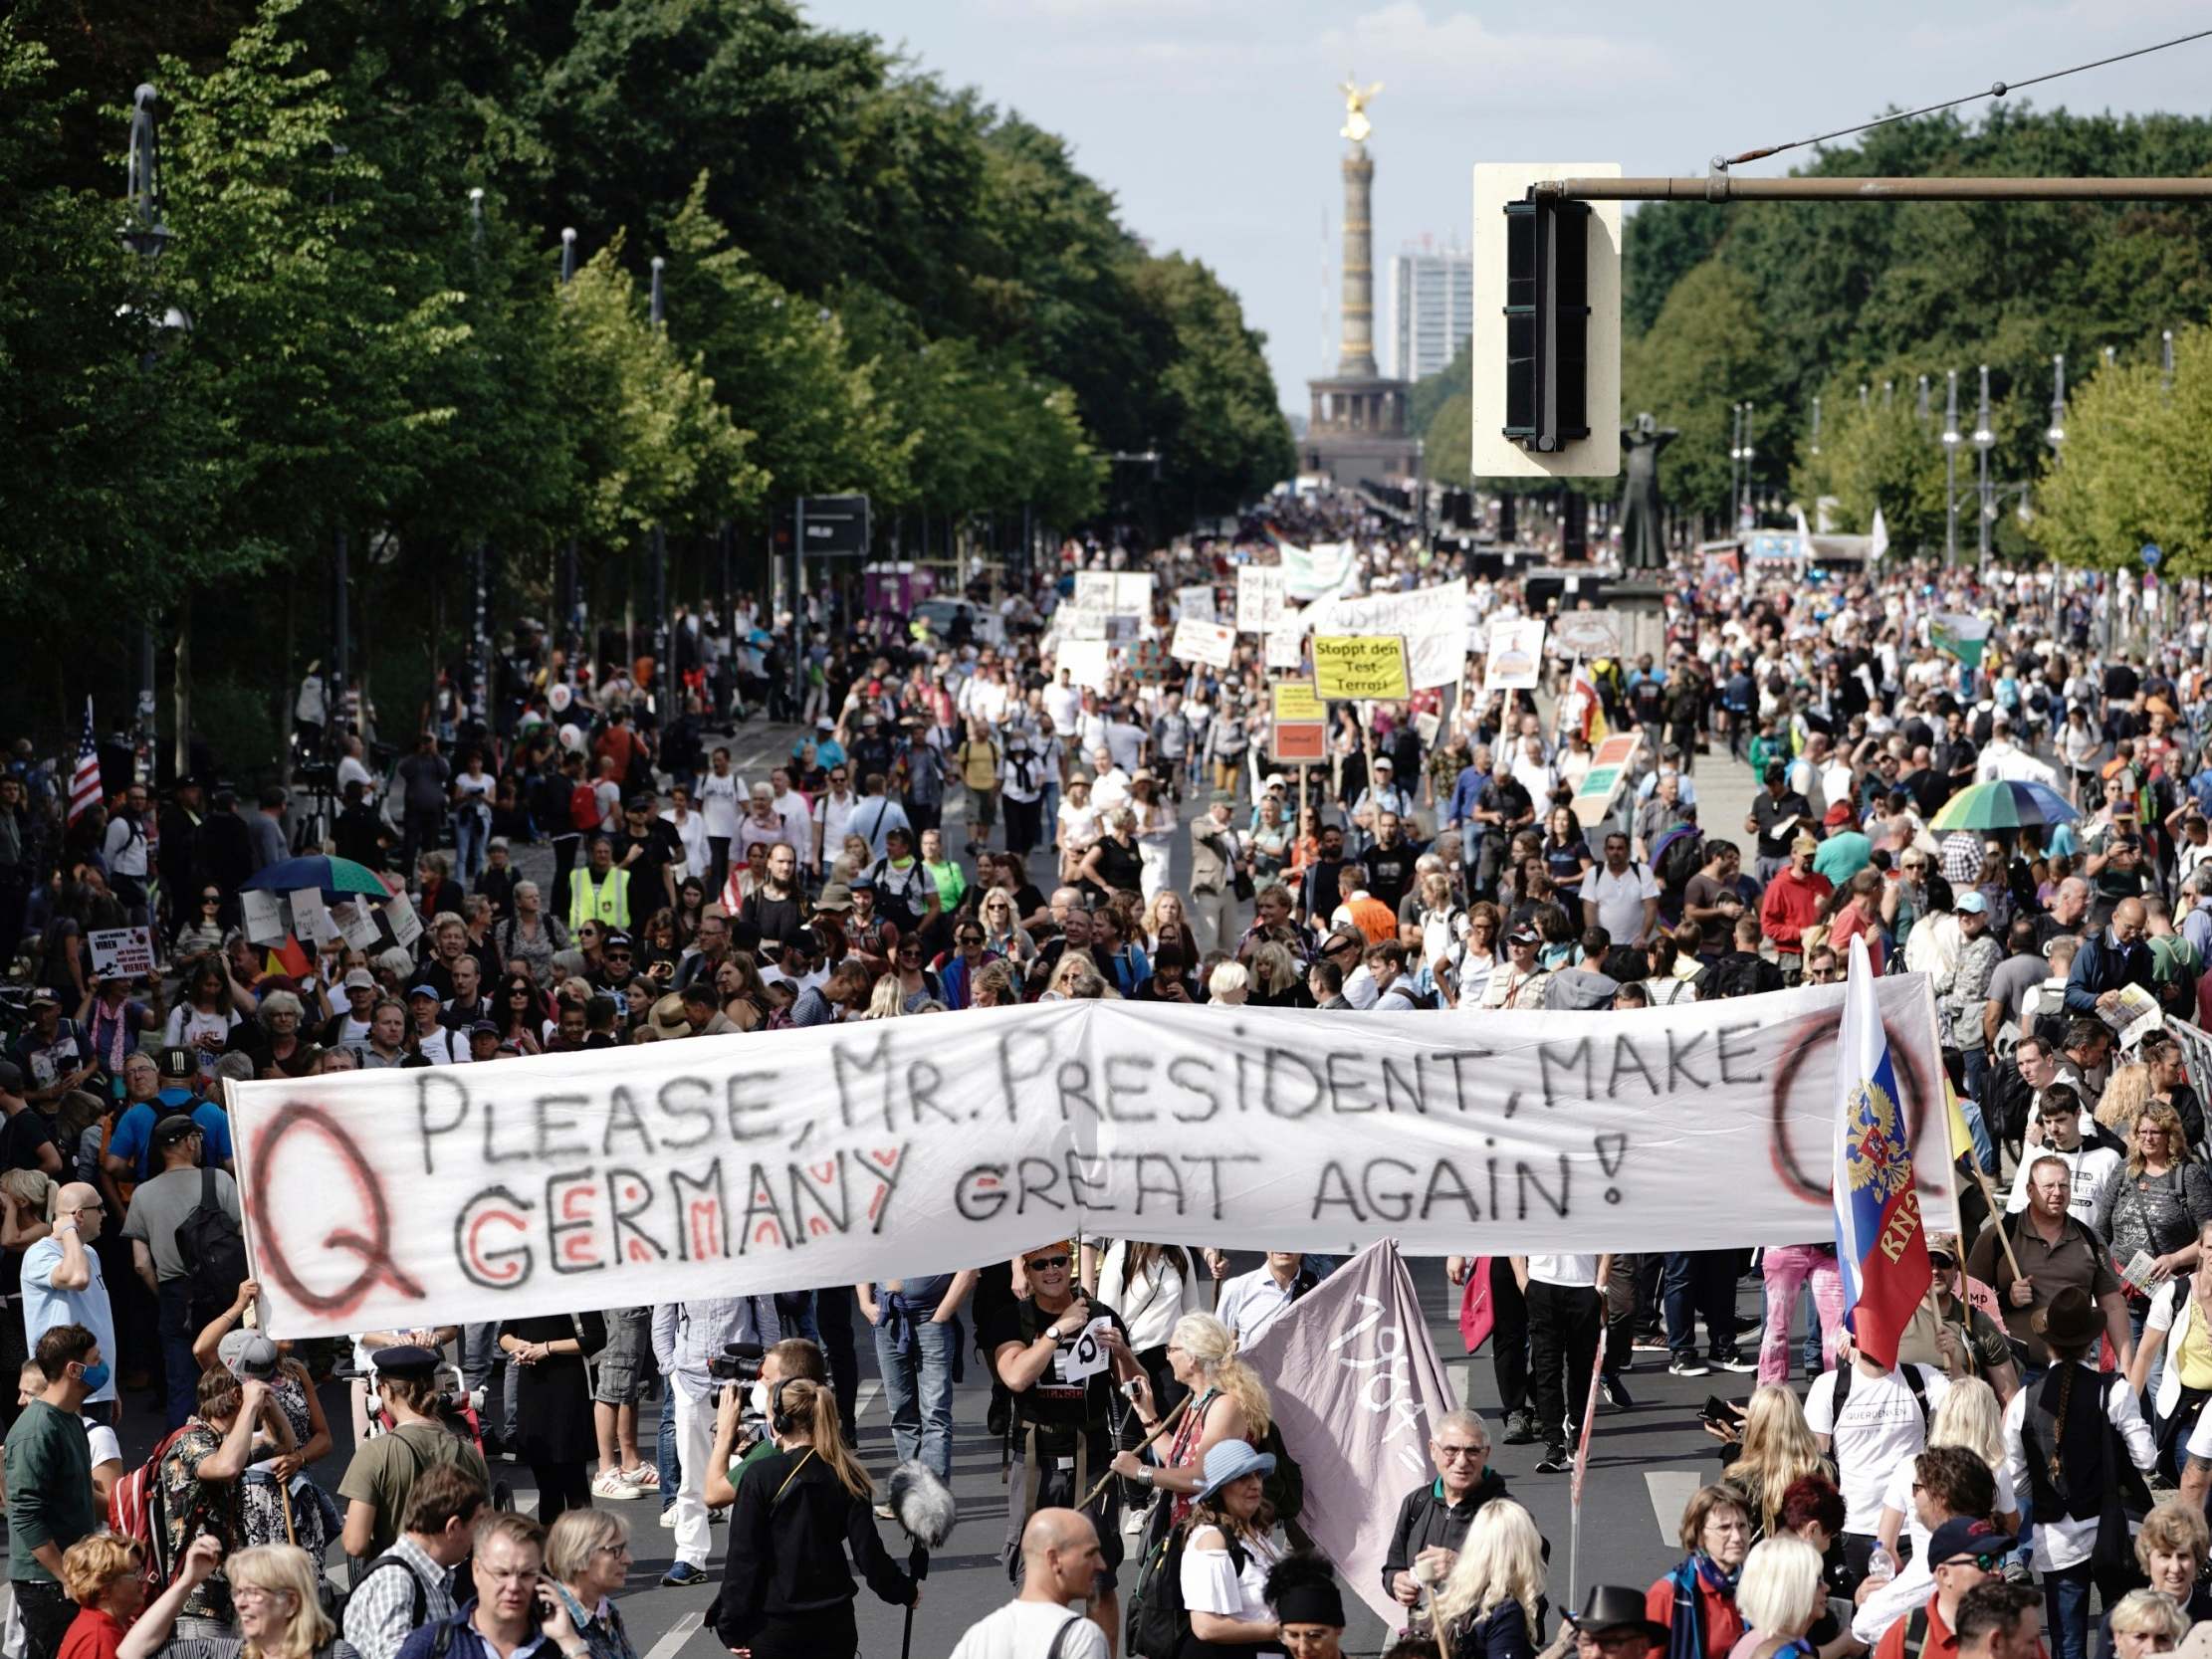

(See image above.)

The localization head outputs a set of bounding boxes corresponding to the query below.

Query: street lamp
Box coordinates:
[1916,374,1930,425]
[1727,402,1744,525]
[1738,402,1756,530]
[1809,395,1821,459]
[648,255,668,712]
[1972,364,1995,575]
[468,187,491,726]
[558,228,580,668]
[2047,353,2067,452]
[2163,328,2175,394]
[120,83,170,757]
[1940,369,1961,567]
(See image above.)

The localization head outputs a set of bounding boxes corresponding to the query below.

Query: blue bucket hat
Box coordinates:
[1196,1438,1277,1504]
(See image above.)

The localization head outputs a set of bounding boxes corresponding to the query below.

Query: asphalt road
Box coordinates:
[68,720,1781,1655]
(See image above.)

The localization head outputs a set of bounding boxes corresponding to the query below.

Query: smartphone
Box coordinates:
[1701,1394,1734,1425]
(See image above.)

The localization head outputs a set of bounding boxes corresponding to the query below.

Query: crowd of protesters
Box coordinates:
[5,486,2212,1659]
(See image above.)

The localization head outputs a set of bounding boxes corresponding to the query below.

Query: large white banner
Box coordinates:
[1279,540,1358,601]
[225,979,1957,1338]
[1306,578,1471,691]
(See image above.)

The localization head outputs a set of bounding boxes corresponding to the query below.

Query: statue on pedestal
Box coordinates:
[1619,411,1678,572]
[1338,76,1383,144]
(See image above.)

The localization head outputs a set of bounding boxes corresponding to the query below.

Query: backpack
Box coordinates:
[568,782,600,833]
[347,1552,430,1628]
[1256,1417,1304,1525]
[174,1167,249,1316]
[110,1423,195,1597]
[1132,1524,1246,1659]
[1829,1357,1931,1432]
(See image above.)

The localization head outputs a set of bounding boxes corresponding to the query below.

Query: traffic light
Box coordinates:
[1470,162,1621,479]
[1501,196,1591,453]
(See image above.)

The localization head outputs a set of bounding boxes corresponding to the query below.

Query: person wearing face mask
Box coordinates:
[650,1297,782,1588]
[7,1324,108,1659]
[703,1338,830,1509]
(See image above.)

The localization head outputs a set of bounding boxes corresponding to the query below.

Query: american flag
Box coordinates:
[66,698,102,824]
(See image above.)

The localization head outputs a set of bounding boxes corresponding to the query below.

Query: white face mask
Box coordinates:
[749,1379,773,1419]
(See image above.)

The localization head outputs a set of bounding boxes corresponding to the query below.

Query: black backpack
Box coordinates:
[174,1167,249,1316]
[1132,1525,1246,1659]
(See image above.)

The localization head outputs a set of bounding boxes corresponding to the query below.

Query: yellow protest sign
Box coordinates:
[1310,635,1410,701]
[1271,681,1325,724]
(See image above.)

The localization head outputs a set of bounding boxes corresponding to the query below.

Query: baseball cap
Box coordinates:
[468,1020,501,1039]
[157,1047,196,1083]
[151,1114,202,1149]
[28,987,58,1008]
[1926,1516,2004,1568]
[1262,773,1288,791]
[406,983,442,1002]
[1955,890,1989,915]
[341,968,376,992]
[218,1331,281,1382]
[1824,802,1854,828]
[601,932,633,951]
[1508,925,1541,945]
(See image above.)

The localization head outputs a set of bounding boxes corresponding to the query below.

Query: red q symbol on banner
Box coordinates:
[247,1103,426,1318]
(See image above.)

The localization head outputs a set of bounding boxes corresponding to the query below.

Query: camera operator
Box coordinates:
[650,1298,781,1589]
[705,1337,831,1508]
[985,1238,1147,1656]
[712,1374,918,1659]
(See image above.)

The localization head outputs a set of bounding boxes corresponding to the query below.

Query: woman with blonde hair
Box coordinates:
[1208,960,1250,1007]
[1648,1486,1752,1659]
[545,1509,640,1659]
[2098,1098,2212,1394]
[2103,1588,2188,1659]
[1246,942,1303,1008]
[1724,1535,1826,1659]
[2097,1063,2157,1138]
[1718,1387,1829,1539]
[715,1377,915,1658]
[58,1532,163,1659]
[1431,1497,1547,1659]
[1875,1378,2018,1560]
[1112,1312,1274,1527]
[120,1541,348,1659]
[1143,890,1200,965]
[860,974,905,1021]
[2123,1500,2212,1631]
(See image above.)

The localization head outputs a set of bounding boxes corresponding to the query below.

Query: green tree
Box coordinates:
[1130,254,1294,518]
[2036,329,2212,575]
[1619,260,1783,518]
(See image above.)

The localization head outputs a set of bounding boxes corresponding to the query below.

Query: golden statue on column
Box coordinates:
[1338,76,1383,145]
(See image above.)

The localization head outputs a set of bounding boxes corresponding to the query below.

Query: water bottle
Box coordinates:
[1865,1546,1896,1584]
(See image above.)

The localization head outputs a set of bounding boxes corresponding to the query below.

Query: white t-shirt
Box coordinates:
[661,809,710,874]
[1526,1255,1601,1289]
[1584,862,1661,942]
[1180,1529,1284,1625]
[1802,1362,1950,1534]
[948,1602,1108,1659]
[698,772,743,841]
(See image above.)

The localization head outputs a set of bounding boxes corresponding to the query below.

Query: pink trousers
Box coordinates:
[1758,1244,1845,1385]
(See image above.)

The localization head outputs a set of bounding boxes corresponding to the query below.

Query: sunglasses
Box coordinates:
[1023,1254,1071,1271]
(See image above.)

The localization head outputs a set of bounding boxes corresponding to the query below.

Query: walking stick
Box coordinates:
[1075,1391,1194,1514]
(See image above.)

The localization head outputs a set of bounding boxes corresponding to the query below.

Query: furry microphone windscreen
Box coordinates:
[887,1460,958,1549]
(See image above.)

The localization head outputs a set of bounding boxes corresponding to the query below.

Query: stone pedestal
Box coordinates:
[1609,576,1669,664]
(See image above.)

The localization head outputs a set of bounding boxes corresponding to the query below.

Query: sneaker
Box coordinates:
[622,1465,660,1492]
[1535,1444,1571,1474]
[661,1562,709,1588]
[1632,1332,1669,1353]
[658,1508,678,1530]
[1501,1410,1538,1445]
[1709,1349,1758,1373]
[1601,1371,1635,1409]
[591,1471,644,1500]
[1668,1355,1711,1377]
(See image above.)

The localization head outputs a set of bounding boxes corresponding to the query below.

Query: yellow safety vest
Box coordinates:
[568,867,631,932]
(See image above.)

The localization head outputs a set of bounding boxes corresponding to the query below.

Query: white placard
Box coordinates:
[227,977,1956,1338]
[1236,566,1289,634]
[1169,618,1235,671]
[89,927,155,979]
[336,899,382,951]
[1265,630,1307,672]
[384,896,424,949]
[1054,639,1114,693]
[1074,572,1152,616]
[1304,578,1470,691]
[288,889,340,948]
[241,890,285,945]
[1484,617,1548,692]
[1056,1315,1117,1383]
[1176,584,1217,623]
[1054,606,1110,642]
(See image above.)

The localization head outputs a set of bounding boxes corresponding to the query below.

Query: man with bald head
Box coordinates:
[950,1508,1109,1658]
[2064,896,2154,1020]
[19,1184,116,1424]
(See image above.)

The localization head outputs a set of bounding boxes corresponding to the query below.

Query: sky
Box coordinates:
[798,0,2212,413]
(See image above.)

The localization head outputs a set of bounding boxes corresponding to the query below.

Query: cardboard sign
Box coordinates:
[1552,611,1625,662]
[384,896,424,948]
[1570,731,1644,829]
[1264,629,1306,672]
[1236,566,1289,634]
[1169,618,1235,671]
[1271,681,1326,725]
[335,898,382,951]
[1176,584,1217,623]
[1484,617,1547,691]
[89,927,155,979]
[241,890,286,945]
[1075,571,1153,616]
[1272,722,1328,764]
[1055,638,1114,693]
[288,889,340,948]
[1312,635,1410,702]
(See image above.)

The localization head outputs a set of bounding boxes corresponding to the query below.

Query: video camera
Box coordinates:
[707,1341,766,1384]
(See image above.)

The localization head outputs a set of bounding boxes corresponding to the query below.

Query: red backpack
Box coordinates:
[569,782,601,833]
[110,1424,194,1594]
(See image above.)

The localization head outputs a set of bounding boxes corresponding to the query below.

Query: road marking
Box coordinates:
[854,1379,881,1423]
[1646,1472,1702,1545]
[642,1608,703,1659]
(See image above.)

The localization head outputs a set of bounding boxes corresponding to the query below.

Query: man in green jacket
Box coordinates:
[6,1323,102,1659]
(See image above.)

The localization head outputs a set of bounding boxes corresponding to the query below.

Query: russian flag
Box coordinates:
[1832,935,1932,1367]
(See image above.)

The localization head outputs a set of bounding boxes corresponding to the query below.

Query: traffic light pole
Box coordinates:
[1531,175,2212,203]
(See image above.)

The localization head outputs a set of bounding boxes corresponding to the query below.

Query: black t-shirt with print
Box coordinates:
[982,1296,1130,1458]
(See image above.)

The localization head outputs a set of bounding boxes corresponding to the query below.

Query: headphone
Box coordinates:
[769,1376,797,1440]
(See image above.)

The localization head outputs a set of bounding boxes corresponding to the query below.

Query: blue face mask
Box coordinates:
[75,1361,111,1393]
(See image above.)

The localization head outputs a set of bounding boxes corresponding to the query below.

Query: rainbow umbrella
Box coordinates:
[238,854,395,903]
[1929,779,2079,834]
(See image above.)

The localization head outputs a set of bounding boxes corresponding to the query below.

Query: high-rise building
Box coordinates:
[1390,238,1472,382]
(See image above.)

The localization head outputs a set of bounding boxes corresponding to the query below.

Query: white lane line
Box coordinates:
[642,1608,704,1659]
[854,1379,881,1423]
[1646,1472,1703,1545]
